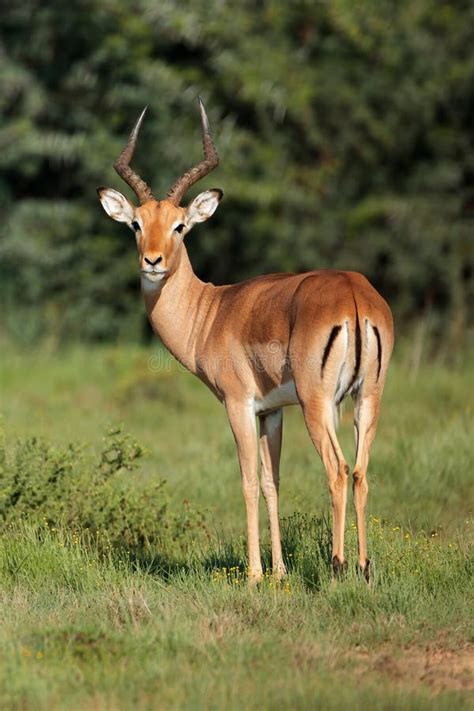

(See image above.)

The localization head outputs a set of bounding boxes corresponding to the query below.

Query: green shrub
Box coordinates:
[0,426,205,555]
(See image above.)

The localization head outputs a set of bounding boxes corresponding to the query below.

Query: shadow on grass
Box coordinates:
[115,513,334,592]
[281,513,333,590]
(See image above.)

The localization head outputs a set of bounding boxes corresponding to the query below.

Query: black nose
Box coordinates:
[144,255,163,266]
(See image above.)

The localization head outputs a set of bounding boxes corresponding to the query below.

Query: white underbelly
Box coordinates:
[254,380,299,414]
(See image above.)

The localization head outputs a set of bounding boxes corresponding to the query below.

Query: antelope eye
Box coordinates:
[131,221,140,231]
[175,223,185,234]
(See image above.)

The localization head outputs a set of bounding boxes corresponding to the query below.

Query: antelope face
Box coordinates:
[98,98,221,291]
[97,189,222,288]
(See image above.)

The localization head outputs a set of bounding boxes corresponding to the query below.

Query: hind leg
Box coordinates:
[301,397,349,574]
[353,392,381,579]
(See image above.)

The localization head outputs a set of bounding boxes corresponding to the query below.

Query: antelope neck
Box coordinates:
[142,246,215,372]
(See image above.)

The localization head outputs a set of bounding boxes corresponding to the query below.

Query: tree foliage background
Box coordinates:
[1,0,473,347]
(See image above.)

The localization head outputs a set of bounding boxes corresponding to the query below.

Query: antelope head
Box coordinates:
[97,98,222,288]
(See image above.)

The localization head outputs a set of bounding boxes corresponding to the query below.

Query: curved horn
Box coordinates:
[166,97,219,206]
[114,107,154,204]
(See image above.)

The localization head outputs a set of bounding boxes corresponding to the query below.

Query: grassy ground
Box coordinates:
[0,342,473,709]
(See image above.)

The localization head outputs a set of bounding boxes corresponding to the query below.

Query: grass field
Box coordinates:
[0,342,473,709]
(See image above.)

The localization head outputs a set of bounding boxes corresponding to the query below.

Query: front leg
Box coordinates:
[259,409,286,579]
[225,398,262,584]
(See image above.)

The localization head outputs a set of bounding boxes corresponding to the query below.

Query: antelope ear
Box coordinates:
[97,187,135,224]
[186,189,223,226]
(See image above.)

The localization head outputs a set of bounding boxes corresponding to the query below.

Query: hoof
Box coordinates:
[273,564,287,583]
[332,556,348,578]
[358,558,370,583]
[247,570,264,587]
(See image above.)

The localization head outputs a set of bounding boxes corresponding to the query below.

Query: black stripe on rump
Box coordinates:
[346,303,361,393]
[321,325,342,375]
[372,325,382,381]
[354,310,361,379]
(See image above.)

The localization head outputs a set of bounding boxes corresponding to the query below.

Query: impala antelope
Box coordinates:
[98,99,394,583]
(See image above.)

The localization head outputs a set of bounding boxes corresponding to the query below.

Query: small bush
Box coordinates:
[0,426,205,555]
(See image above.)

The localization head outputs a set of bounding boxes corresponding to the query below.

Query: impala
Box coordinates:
[98,99,394,583]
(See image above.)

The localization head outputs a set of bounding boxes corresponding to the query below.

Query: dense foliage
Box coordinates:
[1,1,473,344]
[0,425,205,553]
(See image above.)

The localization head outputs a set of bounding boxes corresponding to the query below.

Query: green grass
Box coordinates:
[0,342,473,709]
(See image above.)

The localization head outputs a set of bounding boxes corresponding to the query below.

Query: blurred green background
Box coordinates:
[1,0,473,349]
